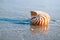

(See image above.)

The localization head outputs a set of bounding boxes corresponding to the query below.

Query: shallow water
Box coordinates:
[0,0,60,40]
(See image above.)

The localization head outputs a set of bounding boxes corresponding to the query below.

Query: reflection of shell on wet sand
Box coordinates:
[31,11,50,26]
[30,25,49,34]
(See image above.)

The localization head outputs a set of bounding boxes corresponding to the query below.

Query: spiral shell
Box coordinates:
[31,11,50,26]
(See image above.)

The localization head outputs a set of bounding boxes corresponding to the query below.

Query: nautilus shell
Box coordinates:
[31,11,50,26]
